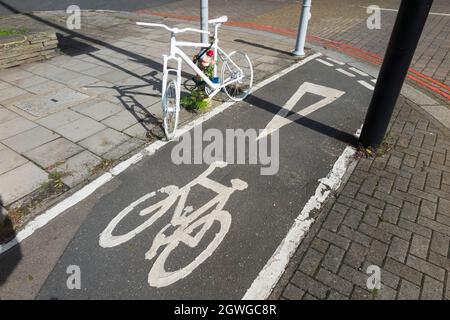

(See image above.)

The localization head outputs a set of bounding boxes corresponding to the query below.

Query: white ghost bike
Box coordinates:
[136,16,253,140]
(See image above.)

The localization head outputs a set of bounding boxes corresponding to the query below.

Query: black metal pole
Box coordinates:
[359,0,433,148]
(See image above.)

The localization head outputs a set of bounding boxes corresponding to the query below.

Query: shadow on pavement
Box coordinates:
[234,39,293,56]
[0,0,192,78]
[0,197,22,289]
[246,94,358,146]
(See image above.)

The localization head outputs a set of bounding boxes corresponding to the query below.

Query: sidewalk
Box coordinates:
[0,10,298,234]
[272,95,450,300]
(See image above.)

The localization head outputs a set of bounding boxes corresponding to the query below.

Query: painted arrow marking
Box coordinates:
[257,82,346,140]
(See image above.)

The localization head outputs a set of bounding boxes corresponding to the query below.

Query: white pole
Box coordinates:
[293,0,312,56]
[200,0,209,44]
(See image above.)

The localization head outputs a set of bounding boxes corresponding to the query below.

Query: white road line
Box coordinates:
[349,67,369,77]
[358,80,375,91]
[243,145,357,300]
[257,82,345,140]
[0,52,323,256]
[316,58,334,67]
[371,79,377,84]
[326,57,345,65]
[336,68,356,77]
[360,6,450,17]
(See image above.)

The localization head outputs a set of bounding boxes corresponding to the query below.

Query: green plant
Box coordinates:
[181,88,210,112]
[0,27,28,36]
[41,171,68,191]
[203,64,214,78]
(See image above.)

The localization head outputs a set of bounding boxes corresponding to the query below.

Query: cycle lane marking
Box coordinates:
[97,79,348,289]
[358,80,375,91]
[0,52,322,256]
[257,82,346,140]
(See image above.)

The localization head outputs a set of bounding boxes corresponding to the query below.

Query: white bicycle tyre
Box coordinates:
[221,51,253,101]
[162,80,180,140]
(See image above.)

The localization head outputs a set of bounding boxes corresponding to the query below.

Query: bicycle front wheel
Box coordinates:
[147,210,232,288]
[221,51,253,101]
[162,80,180,140]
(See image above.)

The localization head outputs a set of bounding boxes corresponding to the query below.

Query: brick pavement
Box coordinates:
[271,95,450,300]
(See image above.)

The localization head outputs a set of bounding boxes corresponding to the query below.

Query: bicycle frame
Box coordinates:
[164,24,244,98]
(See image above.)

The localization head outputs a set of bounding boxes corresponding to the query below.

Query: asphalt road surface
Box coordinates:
[0,54,375,299]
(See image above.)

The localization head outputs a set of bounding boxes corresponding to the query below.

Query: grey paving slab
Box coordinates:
[11,88,90,118]
[54,117,106,142]
[36,109,84,130]
[71,100,124,121]
[26,81,66,95]
[24,138,83,169]
[102,137,145,160]
[0,162,48,205]
[0,81,12,90]
[82,81,116,96]
[0,69,34,82]
[0,107,19,124]
[420,105,450,131]
[51,70,86,84]
[96,70,131,83]
[81,66,116,77]
[79,128,130,156]
[2,126,60,153]
[0,116,37,140]
[0,87,28,103]
[65,75,99,88]
[22,64,67,77]
[63,61,100,73]
[123,122,153,140]
[133,94,160,109]
[0,147,28,175]
[53,150,101,188]
[101,109,140,131]
[7,75,49,89]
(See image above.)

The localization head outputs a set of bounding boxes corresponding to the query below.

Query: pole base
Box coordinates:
[292,49,306,57]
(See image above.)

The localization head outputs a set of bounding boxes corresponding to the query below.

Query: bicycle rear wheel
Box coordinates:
[162,80,179,140]
[221,51,253,101]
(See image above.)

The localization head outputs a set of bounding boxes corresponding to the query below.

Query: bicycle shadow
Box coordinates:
[86,69,165,139]
[0,196,23,290]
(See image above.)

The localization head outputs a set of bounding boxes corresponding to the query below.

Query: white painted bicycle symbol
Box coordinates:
[99,161,248,288]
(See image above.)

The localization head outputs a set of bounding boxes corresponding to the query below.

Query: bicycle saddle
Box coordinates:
[208,16,228,24]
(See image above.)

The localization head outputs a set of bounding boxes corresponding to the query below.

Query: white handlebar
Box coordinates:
[136,22,210,35]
